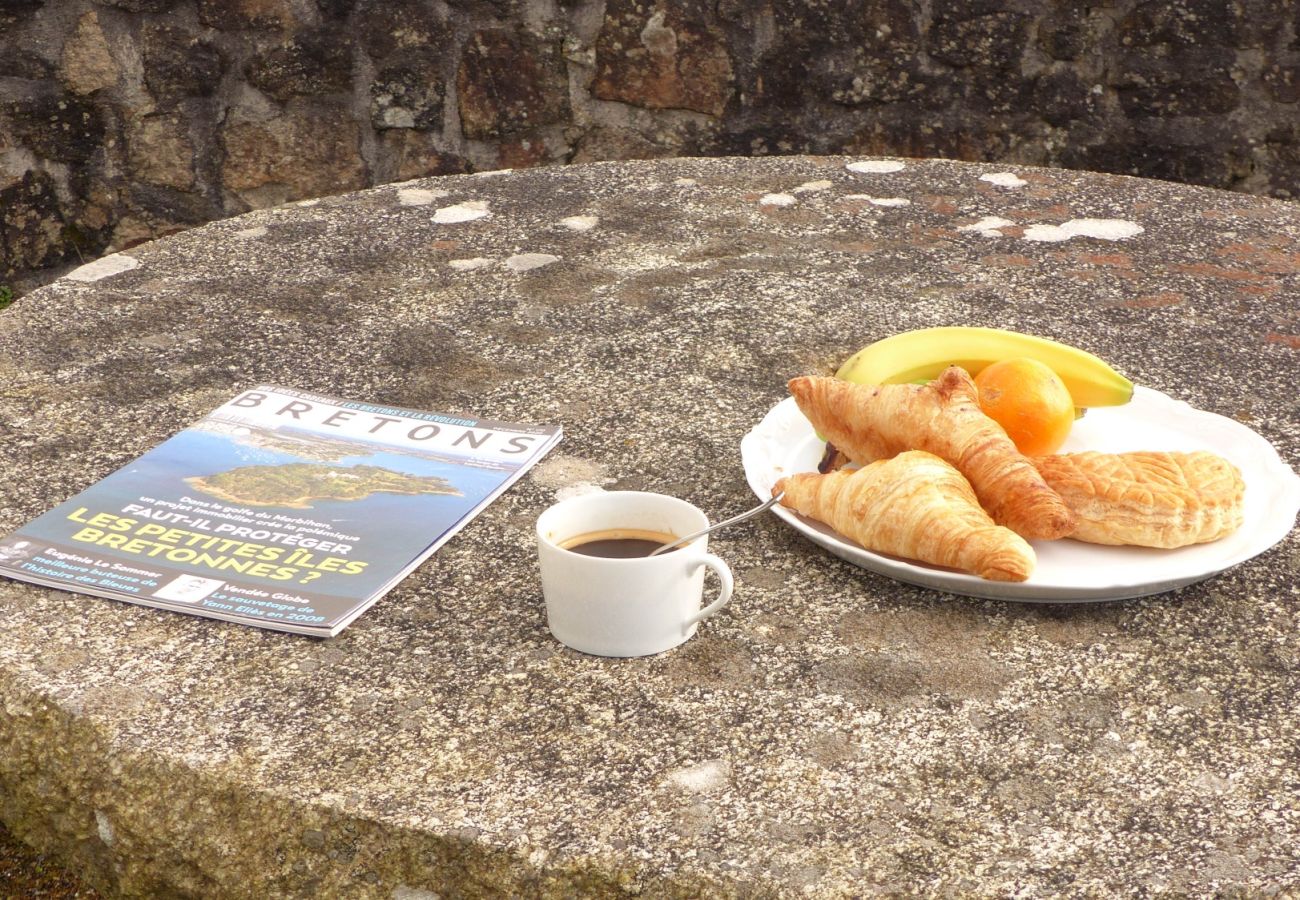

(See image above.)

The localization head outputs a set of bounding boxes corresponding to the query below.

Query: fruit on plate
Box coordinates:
[974,358,1075,456]
[834,326,1134,409]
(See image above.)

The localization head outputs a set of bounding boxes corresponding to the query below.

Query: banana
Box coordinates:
[835,326,1133,408]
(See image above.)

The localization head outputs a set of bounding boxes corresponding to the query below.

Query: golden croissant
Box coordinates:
[774,450,1036,581]
[1032,450,1245,548]
[788,368,1076,541]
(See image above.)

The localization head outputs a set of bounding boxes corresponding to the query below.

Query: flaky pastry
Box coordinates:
[789,368,1076,541]
[1031,450,1244,548]
[775,450,1036,581]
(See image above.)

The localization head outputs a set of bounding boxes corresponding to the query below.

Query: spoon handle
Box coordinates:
[650,491,785,557]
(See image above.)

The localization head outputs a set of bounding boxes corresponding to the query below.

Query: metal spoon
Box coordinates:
[650,491,785,556]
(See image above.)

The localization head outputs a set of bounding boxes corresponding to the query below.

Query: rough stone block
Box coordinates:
[107,181,220,255]
[457,29,569,140]
[0,171,65,276]
[1117,0,1244,49]
[814,46,927,107]
[370,47,444,131]
[1037,6,1093,61]
[744,43,818,110]
[92,0,178,11]
[1032,69,1096,128]
[143,25,225,101]
[59,11,120,95]
[127,113,195,190]
[246,26,354,101]
[0,50,55,81]
[571,125,671,163]
[355,0,448,61]
[220,103,368,205]
[3,91,105,164]
[760,0,918,48]
[927,10,1029,70]
[0,0,43,30]
[1229,0,1293,48]
[1061,123,1252,191]
[376,130,470,181]
[197,0,299,30]
[1264,62,1300,104]
[1114,48,1241,117]
[737,5,879,111]
[592,0,734,116]
[125,182,222,232]
[315,0,355,18]
[1261,124,1300,197]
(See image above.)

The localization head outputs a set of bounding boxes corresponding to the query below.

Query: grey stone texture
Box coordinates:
[1,156,1298,896]
[4,0,1300,282]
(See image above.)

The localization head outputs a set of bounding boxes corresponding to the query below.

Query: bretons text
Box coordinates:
[225,390,540,460]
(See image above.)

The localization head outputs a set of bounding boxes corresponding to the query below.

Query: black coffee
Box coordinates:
[560,528,681,558]
[567,537,681,558]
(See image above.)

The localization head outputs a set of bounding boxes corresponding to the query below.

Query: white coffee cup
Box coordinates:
[536,491,734,657]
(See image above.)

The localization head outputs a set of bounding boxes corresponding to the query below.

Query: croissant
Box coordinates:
[1032,450,1245,548]
[789,368,1076,541]
[774,450,1036,581]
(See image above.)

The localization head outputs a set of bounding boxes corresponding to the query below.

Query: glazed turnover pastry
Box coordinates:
[1031,450,1245,548]
[775,450,1036,581]
[788,367,1076,541]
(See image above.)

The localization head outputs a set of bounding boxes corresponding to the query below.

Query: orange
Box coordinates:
[973,358,1075,456]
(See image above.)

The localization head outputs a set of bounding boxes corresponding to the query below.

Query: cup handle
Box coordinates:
[684,553,734,626]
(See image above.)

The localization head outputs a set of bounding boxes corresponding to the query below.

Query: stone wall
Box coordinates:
[3,0,1298,283]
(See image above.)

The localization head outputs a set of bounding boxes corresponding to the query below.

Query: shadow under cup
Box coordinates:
[536,491,734,657]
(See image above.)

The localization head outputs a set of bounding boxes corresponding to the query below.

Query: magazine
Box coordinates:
[0,386,561,636]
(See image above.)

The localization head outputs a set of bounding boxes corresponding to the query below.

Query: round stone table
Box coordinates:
[1,157,1298,897]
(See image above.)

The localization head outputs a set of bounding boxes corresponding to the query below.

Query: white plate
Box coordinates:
[741,387,1300,602]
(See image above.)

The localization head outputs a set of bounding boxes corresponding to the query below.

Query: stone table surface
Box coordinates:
[1,156,1298,898]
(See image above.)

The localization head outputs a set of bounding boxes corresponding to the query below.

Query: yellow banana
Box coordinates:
[835,326,1133,408]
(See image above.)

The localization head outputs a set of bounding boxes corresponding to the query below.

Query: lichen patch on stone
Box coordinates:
[434,201,490,224]
[793,180,833,193]
[398,188,449,207]
[760,192,796,206]
[95,810,115,845]
[666,759,730,794]
[234,226,268,239]
[1024,218,1144,242]
[846,195,911,207]
[957,216,1016,237]
[65,254,139,282]
[980,172,1028,188]
[559,215,599,231]
[505,253,560,272]
[1066,218,1144,240]
[449,257,493,271]
[1022,224,1073,243]
[846,160,906,174]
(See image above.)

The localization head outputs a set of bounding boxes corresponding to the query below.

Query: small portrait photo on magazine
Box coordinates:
[0,540,35,566]
[152,575,225,604]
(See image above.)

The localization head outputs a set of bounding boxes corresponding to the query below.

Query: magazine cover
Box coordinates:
[0,386,561,636]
